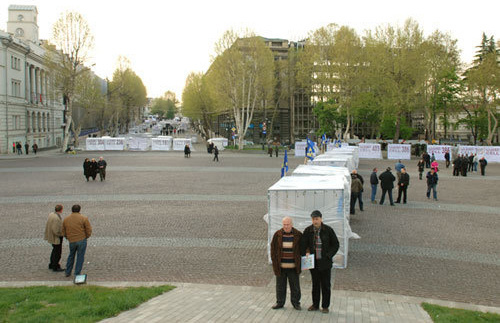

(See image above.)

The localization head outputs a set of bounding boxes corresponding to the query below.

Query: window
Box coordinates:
[10,56,21,70]
[11,80,21,97]
[12,115,21,130]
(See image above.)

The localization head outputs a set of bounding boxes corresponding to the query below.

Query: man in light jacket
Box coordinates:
[44,204,65,272]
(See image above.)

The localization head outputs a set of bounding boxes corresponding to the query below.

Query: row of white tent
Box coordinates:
[267,146,361,269]
[86,136,193,151]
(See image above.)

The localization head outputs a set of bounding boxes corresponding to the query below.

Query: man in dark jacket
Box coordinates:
[301,210,339,314]
[426,169,439,201]
[452,155,461,176]
[97,157,107,181]
[379,167,396,206]
[479,157,487,176]
[370,168,379,203]
[270,217,302,310]
[395,167,410,204]
[350,173,363,215]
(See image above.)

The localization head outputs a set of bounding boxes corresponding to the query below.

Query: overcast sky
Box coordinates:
[2,1,499,100]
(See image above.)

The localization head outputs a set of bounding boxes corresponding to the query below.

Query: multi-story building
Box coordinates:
[0,5,64,154]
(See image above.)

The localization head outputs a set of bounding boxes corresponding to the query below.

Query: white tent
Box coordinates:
[208,138,229,151]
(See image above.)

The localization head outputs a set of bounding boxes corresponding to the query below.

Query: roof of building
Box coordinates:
[8,5,38,13]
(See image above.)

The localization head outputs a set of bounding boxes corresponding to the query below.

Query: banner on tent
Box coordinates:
[387,144,411,160]
[173,138,192,151]
[457,145,477,157]
[104,138,125,150]
[128,137,149,151]
[86,138,105,150]
[426,145,451,161]
[478,146,500,163]
[151,138,172,151]
[358,143,382,159]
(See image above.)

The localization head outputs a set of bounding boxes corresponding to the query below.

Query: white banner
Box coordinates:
[478,146,500,163]
[128,137,149,151]
[104,138,125,150]
[457,145,477,157]
[295,141,318,157]
[358,143,382,159]
[326,142,347,151]
[426,145,451,161]
[151,138,172,151]
[86,138,105,151]
[173,138,192,151]
[387,144,411,160]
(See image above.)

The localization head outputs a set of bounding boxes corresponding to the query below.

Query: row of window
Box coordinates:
[11,80,21,97]
[9,113,52,132]
[11,55,21,70]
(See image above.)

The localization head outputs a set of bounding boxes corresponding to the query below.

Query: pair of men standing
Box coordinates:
[44,204,92,277]
[270,211,339,314]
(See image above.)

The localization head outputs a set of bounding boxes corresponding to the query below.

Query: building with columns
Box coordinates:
[0,5,64,154]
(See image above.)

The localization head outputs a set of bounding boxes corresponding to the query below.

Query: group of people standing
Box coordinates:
[13,142,38,155]
[83,157,107,181]
[452,154,488,176]
[44,204,92,277]
[270,211,339,313]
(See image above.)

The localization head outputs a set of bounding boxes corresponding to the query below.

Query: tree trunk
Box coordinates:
[486,108,498,146]
[61,99,73,152]
[393,113,401,143]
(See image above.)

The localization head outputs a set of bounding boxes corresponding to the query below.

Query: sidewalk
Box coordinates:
[3,281,498,323]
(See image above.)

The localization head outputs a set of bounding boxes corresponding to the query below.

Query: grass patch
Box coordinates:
[422,302,500,322]
[0,285,174,323]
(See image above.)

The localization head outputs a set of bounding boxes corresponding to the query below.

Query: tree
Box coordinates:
[45,11,94,151]
[209,30,275,149]
[108,57,148,134]
[182,72,215,140]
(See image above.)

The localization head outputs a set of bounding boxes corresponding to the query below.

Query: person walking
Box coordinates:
[444,151,450,168]
[452,155,461,176]
[62,204,92,277]
[370,168,379,203]
[473,154,478,172]
[468,153,474,172]
[426,169,439,201]
[417,159,425,180]
[395,168,410,204]
[97,156,107,181]
[379,167,396,206]
[89,158,98,181]
[423,151,431,168]
[479,157,487,176]
[213,146,219,162]
[16,142,22,155]
[32,143,38,155]
[350,172,363,215]
[12,142,16,154]
[270,217,302,311]
[184,144,191,158]
[24,142,29,155]
[431,159,439,173]
[44,204,65,272]
[274,144,279,158]
[83,158,92,182]
[301,210,339,314]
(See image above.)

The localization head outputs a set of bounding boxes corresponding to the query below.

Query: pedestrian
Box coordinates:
[354,169,364,210]
[62,204,92,277]
[395,168,410,204]
[460,154,468,177]
[16,142,22,155]
[213,146,219,162]
[444,151,450,168]
[350,172,363,214]
[301,210,339,314]
[370,168,378,203]
[417,159,425,180]
[184,144,191,158]
[44,204,65,272]
[274,144,279,158]
[268,145,273,157]
[379,167,396,206]
[452,155,461,176]
[270,216,302,311]
[12,142,16,153]
[426,169,439,201]
[473,154,478,172]
[90,158,98,181]
[395,160,405,183]
[97,156,107,181]
[83,158,91,182]
[479,157,487,176]
[24,142,29,155]
[32,143,38,155]
[415,144,420,157]
[423,151,431,168]
[431,159,439,173]
[468,154,474,172]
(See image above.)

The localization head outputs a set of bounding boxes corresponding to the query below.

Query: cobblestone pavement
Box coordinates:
[0,146,499,308]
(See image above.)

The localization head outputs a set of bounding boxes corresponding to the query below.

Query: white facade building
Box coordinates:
[0,5,64,154]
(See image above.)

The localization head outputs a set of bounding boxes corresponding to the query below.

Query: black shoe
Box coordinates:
[308,305,319,311]
[65,273,71,277]
[53,268,65,272]
[293,304,302,310]
[390,204,395,206]
[395,201,400,203]
[271,304,283,310]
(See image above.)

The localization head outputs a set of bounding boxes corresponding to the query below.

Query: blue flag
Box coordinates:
[321,133,327,145]
[281,149,288,177]
[306,139,315,160]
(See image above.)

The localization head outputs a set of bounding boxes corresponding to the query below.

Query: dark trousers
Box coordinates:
[213,154,219,162]
[275,268,301,306]
[480,166,485,176]
[396,186,407,203]
[379,189,394,205]
[310,267,332,309]
[99,169,106,181]
[350,192,362,214]
[49,237,63,269]
[445,160,450,168]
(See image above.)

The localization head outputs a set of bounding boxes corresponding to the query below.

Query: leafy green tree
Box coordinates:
[209,30,275,149]
[182,72,215,140]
